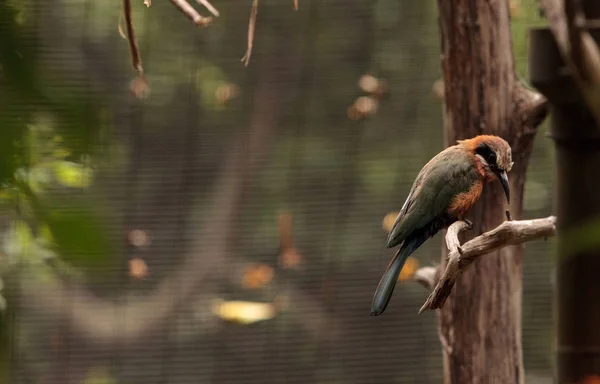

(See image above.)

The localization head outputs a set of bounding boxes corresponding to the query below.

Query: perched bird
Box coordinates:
[371,135,513,316]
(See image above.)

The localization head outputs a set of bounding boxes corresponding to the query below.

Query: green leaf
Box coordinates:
[53,161,93,188]
[44,202,115,269]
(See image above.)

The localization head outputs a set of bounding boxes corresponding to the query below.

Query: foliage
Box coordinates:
[0,0,561,382]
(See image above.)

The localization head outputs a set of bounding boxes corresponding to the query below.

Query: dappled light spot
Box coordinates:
[354,96,378,115]
[211,299,277,324]
[242,263,274,289]
[280,247,302,269]
[53,161,93,188]
[128,229,150,248]
[358,74,380,93]
[382,211,399,233]
[215,83,240,105]
[129,257,148,279]
[130,75,150,99]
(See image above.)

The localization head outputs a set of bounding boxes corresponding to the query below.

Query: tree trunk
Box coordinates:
[436,1,547,383]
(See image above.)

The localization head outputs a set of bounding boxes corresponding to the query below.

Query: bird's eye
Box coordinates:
[475,143,497,167]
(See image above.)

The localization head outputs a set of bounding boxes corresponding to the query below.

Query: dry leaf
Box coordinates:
[347,105,364,121]
[128,229,150,248]
[358,74,380,93]
[354,96,378,115]
[129,257,149,279]
[382,211,399,233]
[280,247,302,269]
[242,264,274,289]
[215,83,240,105]
[130,75,151,99]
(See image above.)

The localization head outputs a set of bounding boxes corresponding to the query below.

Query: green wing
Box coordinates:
[386,147,479,248]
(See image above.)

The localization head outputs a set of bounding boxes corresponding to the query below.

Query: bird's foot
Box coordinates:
[463,219,473,229]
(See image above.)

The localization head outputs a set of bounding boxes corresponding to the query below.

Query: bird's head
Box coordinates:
[458,135,513,203]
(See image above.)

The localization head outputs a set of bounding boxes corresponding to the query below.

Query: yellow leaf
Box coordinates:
[211,299,277,324]
[242,264,274,289]
[382,211,399,233]
[398,257,419,282]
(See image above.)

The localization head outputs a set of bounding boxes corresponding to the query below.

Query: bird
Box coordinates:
[371,135,513,316]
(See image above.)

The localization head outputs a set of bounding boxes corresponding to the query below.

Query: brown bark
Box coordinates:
[531,2,600,378]
[436,0,548,383]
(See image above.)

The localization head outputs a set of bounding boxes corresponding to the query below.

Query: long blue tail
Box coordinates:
[371,236,423,316]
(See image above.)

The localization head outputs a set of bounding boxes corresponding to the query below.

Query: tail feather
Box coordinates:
[370,236,426,316]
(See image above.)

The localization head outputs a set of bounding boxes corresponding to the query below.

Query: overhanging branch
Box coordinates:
[418,216,557,314]
[539,0,600,126]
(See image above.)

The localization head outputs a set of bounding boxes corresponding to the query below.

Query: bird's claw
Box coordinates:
[463,219,473,229]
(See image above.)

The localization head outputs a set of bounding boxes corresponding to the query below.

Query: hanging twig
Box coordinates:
[123,0,150,98]
[241,0,259,67]
[195,0,220,17]
[418,216,557,313]
[123,0,143,74]
[117,13,127,39]
[170,0,213,26]
[293,0,298,11]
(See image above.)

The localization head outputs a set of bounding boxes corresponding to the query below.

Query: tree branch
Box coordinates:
[414,266,438,291]
[123,0,150,98]
[170,0,213,26]
[418,216,557,314]
[539,0,600,126]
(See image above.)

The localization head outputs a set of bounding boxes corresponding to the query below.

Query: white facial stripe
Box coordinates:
[475,154,489,167]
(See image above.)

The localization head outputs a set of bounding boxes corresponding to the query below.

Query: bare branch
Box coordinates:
[539,0,600,126]
[241,0,259,67]
[170,0,213,26]
[195,0,220,17]
[419,216,557,314]
[123,0,151,98]
[414,266,438,291]
[123,0,143,74]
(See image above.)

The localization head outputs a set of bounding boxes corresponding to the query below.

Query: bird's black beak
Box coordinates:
[495,170,510,203]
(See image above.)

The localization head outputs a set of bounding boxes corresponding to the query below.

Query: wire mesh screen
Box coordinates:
[0,0,555,383]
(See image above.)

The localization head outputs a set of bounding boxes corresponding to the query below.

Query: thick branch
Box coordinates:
[418,216,557,314]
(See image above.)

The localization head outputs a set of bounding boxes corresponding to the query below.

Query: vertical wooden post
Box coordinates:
[436,1,547,382]
[530,3,600,380]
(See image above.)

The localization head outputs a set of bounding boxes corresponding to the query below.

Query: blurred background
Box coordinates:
[0,0,556,383]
